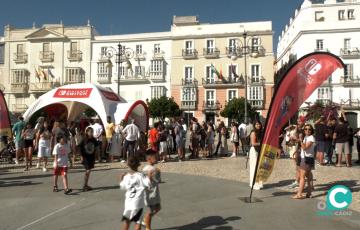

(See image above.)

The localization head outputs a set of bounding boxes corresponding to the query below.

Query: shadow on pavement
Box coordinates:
[157,216,241,230]
[0,180,42,187]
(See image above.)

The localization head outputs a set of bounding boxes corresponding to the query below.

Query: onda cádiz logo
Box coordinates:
[317,185,352,216]
[54,88,93,98]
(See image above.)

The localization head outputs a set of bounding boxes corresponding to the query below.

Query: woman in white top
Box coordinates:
[230,122,239,158]
[35,121,52,172]
[293,124,315,199]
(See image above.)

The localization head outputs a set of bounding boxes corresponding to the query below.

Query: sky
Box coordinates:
[0,0,304,52]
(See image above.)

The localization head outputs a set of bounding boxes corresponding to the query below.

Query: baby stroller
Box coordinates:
[0,136,15,164]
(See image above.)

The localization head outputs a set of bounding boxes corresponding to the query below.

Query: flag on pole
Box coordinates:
[0,89,12,137]
[48,69,55,78]
[39,67,47,81]
[252,52,344,192]
[211,64,222,80]
[231,64,239,81]
[34,67,40,81]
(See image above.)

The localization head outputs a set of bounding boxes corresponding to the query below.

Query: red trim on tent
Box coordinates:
[123,100,149,130]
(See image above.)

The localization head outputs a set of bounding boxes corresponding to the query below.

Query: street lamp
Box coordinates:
[183,87,192,129]
[231,32,259,123]
[105,43,134,96]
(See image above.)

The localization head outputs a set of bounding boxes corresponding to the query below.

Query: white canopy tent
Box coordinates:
[23,83,149,131]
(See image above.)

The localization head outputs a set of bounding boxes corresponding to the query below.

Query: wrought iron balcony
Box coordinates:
[40,51,54,62]
[249,76,265,85]
[202,100,221,111]
[181,78,198,87]
[226,47,241,57]
[341,99,360,110]
[30,81,59,92]
[67,50,83,61]
[97,73,112,84]
[13,52,28,63]
[134,52,146,61]
[340,48,360,59]
[180,101,197,110]
[202,77,245,88]
[249,46,266,57]
[182,49,198,59]
[10,82,28,94]
[153,51,164,60]
[340,76,360,87]
[249,99,264,109]
[203,48,220,58]
[115,75,149,84]
[314,48,329,52]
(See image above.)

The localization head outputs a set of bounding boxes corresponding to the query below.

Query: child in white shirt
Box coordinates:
[120,157,152,230]
[52,135,72,195]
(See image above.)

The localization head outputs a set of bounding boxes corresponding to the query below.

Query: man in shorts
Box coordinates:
[12,116,25,165]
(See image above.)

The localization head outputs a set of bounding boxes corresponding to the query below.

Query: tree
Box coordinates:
[220,97,258,122]
[147,96,182,121]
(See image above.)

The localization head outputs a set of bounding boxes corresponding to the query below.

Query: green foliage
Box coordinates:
[220,97,258,122]
[84,107,97,117]
[147,96,182,120]
[304,101,339,122]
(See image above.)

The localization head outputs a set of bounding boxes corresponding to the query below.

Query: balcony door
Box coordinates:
[206,90,215,107]
[206,66,215,84]
[185,41,193,55]
[344,64,353,79]
[17,44,24,54]
[344,39,351,50]
[206,40,214,54]
[184,66,193,84]
[229,39,236,53]
[251,64,260,82]
[43,43,50,52]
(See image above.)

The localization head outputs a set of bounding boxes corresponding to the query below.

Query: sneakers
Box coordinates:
[36,163,40,169]
[42,167,47,172]
[230,153,237,158]
[64,188,73,195]
[288,181,299,188]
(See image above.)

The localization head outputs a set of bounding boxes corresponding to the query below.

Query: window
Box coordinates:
[228,39,236,53]
[206,90,215,106]
[118,66,126,76]
[70,42,77,51]
[316,39,324,51]
[184,66,193,83]
[228,90,237,101]
[344,38,351,50]
[136,45,142,54]
[348,9,355,19]
[11,69,28,83]
[318,88,330,100]
[66,68,83,83]
[248,86,264,108]
[185,41,193,54]
[206,39,214,53]
[101,47,107,57]
[228,65,237,81]
[344,64,353,78]
[154,44,160,54]
[134,66,145,76]
[251,64,260,82]
[150,60,163,73]
[43,43,50,52]
[315,11,324,21]
[338,10,345,20]
[0,44,4,64]
[182,87,196,102]
[151,86,166,99]
[251,38,260,52]
[97,62,108,75]
[17,44,24,54]
[206,66,215,83]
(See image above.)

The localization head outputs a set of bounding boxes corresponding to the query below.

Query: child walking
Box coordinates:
[80,127,97,192]
[142,150,161,230]
[52,135,72,194]
[120,157,152,230]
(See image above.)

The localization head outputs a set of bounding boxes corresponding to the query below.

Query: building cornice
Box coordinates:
[171,31,273,40]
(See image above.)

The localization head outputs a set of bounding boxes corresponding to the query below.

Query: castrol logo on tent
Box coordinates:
[53,88,93,98]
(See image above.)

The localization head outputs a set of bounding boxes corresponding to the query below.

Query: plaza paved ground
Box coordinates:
[0,158,359,230]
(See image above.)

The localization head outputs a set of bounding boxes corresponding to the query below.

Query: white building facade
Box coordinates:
[91,33,172,103]
[0,23,97,114]
[276,0,360,128]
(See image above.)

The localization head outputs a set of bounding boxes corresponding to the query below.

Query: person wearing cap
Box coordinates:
[122,119,140,161]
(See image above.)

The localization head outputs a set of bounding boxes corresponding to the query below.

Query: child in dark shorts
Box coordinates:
[80,127,97,192]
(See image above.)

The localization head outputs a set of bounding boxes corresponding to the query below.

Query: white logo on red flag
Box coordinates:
[53,88,93,98]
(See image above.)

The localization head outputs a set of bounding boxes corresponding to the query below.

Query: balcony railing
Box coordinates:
[203,48,220,58]
[97,73,112,84]
[12,104,28,113]
[182,49,198,59]
[115,75,149,84]
[180,101,197,110]
[153,51,164,60]
[202,101,221,111]
[249,46,266,57]
[340,48,360,59]
[249,99,264,109]
[64,75,85,85]
[67,50,83,61]
[10,82,28,94]
[13,52,28,63]
[340,76,360,86]
[341,99,360,109]
[226,47,241,57]
[134,52,146,61]
[249,76,265,85]
[149,72,165,82]
[30,81,59,92]
[316,99,332,106]
[202,77,245,88]
[314,48,329,52]
[181,78,198,87]
[40,51,54,62]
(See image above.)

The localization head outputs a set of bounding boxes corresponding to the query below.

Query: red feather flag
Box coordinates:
[0,89,12,137]
[253,52,344,188]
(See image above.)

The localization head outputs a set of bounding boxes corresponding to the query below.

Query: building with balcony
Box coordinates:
[170,16,274,124]
[276,0,360,128]
[91,32,172,103]
[0,22,97,114]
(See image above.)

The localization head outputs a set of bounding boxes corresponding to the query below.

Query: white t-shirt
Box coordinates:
[238,123,247,138]
[122,124,139,141]
[120,172,151,219]
[142,165,161,206]
[89,123,103,141]
[300,135,315,158]
[52,143,71,167]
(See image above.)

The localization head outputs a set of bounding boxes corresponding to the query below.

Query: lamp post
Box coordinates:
[243,32,248,124]
[184,87,191,129]
[105,43,134,96]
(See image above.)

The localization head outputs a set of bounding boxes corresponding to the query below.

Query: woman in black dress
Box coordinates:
[80,127,97,191]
